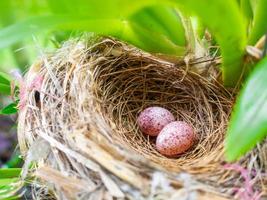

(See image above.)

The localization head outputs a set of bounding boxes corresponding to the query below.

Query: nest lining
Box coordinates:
[91,44,232,173]
[18,38,267,199]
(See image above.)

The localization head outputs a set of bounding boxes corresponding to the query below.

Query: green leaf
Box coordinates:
[0,196,20,200]
[0,12,187,56]
[0,178,19,186]
[126,22,186,55]
[0,83,11,95]
[0,72,11,85]
[171,0,247,87]
[0,179,22,200]
[225,56,267,161]
[4,155,23,168]
[0,102,18,115]
[0,0,247,83]
[0,15,122,49]
[248,0,267,44]
[130,6,186,47]
[0,169,22,200]
[240,0,253,23]
[0,169,21,179]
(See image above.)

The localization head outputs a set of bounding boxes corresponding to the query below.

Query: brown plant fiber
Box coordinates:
[18,38,267,199]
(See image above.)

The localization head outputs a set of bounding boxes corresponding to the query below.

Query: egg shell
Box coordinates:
[137,106,175,136]
[156,121,195,156]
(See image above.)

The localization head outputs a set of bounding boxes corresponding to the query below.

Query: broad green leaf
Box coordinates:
[240,0,254,23]
[48,0,155,18]
[225,56,267,161]
[0,72,11,85]
[0,71,12,95]
[47,0,70,13]
[249,0,258,14]
[130,6,186,46]
[0,179,22,200]
[126,22,185,55]
[248,0,267,44]
[53,0,249,84]
[4,155,23,168]
[0,169,22,200]
[0,169,21,179]
[0,15,124,49]
[0,83,11,95]
[0,178,19,186]
[0,0,247,84]
[128,6,186,55]
[170,0,247,87]
[0,1,15,26]
[0,102,18,115]
[0,196,20,200]
[0,13,186,56]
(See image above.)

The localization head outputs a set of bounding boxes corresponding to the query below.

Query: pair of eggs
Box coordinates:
[137,107,195,157]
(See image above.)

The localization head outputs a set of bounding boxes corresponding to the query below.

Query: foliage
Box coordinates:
[248,0,267,44]
[0,168,22,200]
[175,0,247,87]
[0,71,18,114]
[0,168,21,179]
[226,56,267,161]
[0,72,11,95]
[0,0,247,87]
[0,102,18,115]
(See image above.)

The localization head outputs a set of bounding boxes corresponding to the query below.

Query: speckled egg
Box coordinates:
[137,107,175,136]
[156,121,195,156]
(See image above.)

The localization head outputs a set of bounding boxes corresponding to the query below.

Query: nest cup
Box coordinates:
[92,42,231,173]
[18,38,267,199]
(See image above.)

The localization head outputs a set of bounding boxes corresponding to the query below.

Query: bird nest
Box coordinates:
[18,38,267,199]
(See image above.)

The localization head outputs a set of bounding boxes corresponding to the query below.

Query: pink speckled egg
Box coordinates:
[156,121,195,156]
[137,107,175,136]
